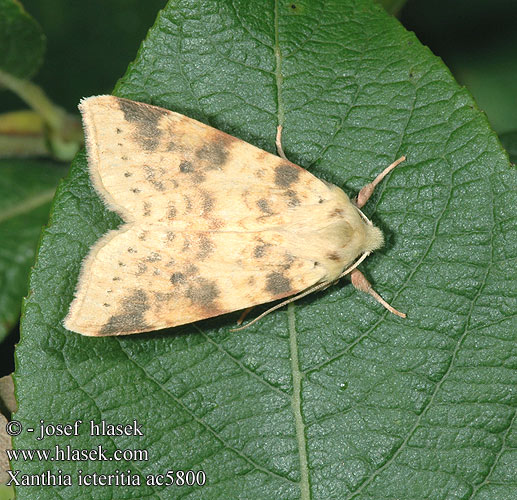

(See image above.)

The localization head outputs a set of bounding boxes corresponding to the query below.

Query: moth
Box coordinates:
[64,95,406,336]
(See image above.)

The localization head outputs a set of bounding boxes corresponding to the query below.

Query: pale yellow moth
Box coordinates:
[64,95,405,336]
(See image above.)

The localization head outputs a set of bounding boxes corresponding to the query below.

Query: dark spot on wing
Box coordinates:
[170,272,186,284]
[144,165,165,191]
[183,195,192,213]
[195,137,230,168]
[100,289,150,335]
[257,198,273,215]
[275,163,300,188]
[124,172,132,177]
[201,191,214,215]
[167,204,177,219]
[283,253,295,269]
[166,231,175,242]
[265,272,292,296]
[180,160,194,173]
[197,235,214,260]
[186,277,220,309]
[138,231,147,241]
[117,97,167,151]
[152,181,165,192]
[327,252,340,261]
[143,202,151,216]
[286,189,300,207]
[254,243,271,258]
[116,128,122,134]
[131,187,141,194]
[127,247,137,253]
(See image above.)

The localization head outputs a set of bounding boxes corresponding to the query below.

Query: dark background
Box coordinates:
[1,0,516,376]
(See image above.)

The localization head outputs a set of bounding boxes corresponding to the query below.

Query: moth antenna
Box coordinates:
[355,155,406,208]
[275,125,288,160]
[350,268,406,318]
[230,280,332,332]
[338,251,370,278]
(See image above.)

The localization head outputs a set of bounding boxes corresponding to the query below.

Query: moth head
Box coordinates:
[363,223,384,254]
[353,203,384,254]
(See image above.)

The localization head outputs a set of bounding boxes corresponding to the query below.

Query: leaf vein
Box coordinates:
[116,339,294,484]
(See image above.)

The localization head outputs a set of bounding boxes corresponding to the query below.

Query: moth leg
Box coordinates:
[236,306,254,325]
[276,125,288,160]
[350,268,406,318]
[355,156,406,208]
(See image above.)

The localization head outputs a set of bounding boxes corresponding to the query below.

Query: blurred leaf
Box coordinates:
[0,68,84,161]
[375,0,406,15]
[0,375,16,415]
[400,0,517,133]
[0,110,48,158]
[0,160,65,342]
[449,34,517,134]
[0,414,11,484]
[0,0,83,161]
[0,0,45,79]
[1,0,167,114]
[0,484,14,500]
[14,0,517,499]
[500,131,517,163]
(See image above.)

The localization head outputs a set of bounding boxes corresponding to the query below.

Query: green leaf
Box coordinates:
[14,1,517,499]
[0,159,65,342]
[0,0,46,79]
[500,131,517,163]
[375,0,407,15]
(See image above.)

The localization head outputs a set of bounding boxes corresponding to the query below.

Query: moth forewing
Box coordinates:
[65,95,405,336]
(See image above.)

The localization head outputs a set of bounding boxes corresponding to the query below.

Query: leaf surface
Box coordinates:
[14,1,517,499]
[500,131,517,163]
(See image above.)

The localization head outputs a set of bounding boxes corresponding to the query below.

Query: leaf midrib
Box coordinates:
[288,303,310,499]
[274,0,310,497]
